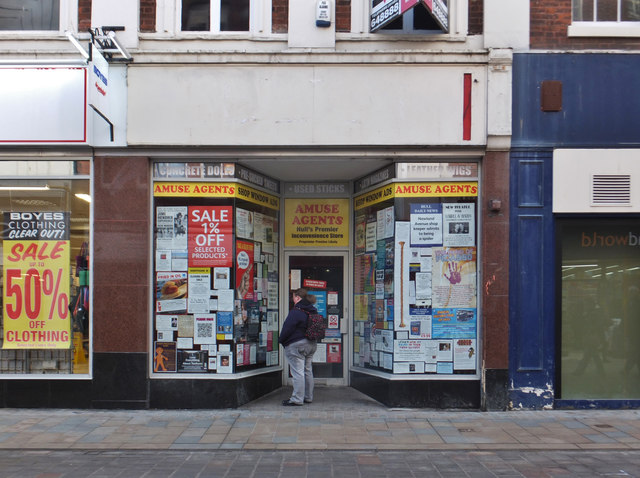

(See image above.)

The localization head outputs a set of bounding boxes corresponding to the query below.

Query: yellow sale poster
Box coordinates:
[3,213,71,349]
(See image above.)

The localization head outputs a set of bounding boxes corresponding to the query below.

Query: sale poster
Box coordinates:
[188,206,233,267]
[235,240,254,300]
[2,212,71,349]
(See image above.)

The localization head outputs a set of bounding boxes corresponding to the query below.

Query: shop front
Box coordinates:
[510,53,640,409]
[145,159,488,408]
[349,163,482,407]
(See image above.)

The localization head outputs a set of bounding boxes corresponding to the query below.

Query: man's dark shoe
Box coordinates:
[282,399,303,406]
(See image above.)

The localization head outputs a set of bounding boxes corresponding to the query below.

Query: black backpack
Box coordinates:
[301,309,325,341]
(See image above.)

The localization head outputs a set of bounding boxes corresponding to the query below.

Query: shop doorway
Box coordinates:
[284,253,348,386]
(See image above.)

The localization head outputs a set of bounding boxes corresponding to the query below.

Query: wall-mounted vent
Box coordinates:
[592,175,631,206]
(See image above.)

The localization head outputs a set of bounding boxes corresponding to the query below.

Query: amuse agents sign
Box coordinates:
[370,0,448,32]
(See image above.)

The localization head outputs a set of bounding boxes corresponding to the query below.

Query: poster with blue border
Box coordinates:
[431,308,476,339]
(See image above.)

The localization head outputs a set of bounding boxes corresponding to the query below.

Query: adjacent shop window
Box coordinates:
[0,160,91,375]
[0,0,60,30]
[559,218,640,399]
[182,0,250,31]
[573,0,640,22]
[353,179,478,375]
[152,173,280,375]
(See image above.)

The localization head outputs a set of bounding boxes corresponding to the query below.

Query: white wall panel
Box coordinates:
[553,149,640,213]
[127,64,487,147]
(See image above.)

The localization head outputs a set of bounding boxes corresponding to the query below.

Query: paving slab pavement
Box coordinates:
[2,449,640,478]
[0,386,639,452]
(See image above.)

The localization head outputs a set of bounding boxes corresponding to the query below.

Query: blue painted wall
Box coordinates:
[510,53,640,408]
[512,53,640,148]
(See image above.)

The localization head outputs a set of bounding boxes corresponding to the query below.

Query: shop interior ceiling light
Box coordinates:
[74,193,92,203]
[0,186,50,191]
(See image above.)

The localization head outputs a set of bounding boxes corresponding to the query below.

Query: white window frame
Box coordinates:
[0,0,77,36]
[156,0,271,35]
[569,0,640,37]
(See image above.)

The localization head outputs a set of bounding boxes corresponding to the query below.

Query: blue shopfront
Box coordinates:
[510,53,640,409]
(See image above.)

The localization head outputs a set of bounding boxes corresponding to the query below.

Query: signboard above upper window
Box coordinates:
[371,0,448,33]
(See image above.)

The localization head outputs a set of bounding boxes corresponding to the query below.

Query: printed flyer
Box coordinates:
[235,240,254,300]
[156,206,188,250]
[410,203,443,246]
[431,247,476,308]
[443,203,475,247]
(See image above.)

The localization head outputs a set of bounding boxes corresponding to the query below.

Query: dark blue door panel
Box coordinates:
[509,151,555,409]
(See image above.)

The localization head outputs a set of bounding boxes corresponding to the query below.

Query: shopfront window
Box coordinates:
[152,163,280,375]
[559,218,640,399]
[0,160,91,375]
[353,163,479,376]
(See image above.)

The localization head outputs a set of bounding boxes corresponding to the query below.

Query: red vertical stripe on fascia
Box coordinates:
[463,73,472,141]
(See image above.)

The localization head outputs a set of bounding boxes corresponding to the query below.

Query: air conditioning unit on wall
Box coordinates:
[553,149,640,213]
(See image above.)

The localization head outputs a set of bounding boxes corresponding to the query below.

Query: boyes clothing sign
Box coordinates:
[2,212,71,349]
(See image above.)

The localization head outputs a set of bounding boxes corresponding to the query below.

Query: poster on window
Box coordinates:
[443,204,475,247]
[156,206,188,250]
[453,338,476,370]
[393,339,426,362]
[156,272,187,313]
[154,341,177,372]
[431,247,476,308]
[187,206,233,267]
[394,222,411,331]
[2,212,71,349]
[410,203,442,246]
[432,308,476,339]
[235,207,254,240]
[235,240,254,300]
[194,314,216,345]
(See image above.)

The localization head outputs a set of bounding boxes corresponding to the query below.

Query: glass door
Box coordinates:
[284,253,348,385]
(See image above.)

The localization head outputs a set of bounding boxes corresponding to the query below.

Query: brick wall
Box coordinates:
[468,0,483,35]
[78,0,91,31]
[336,0,351,33]
[140,0,157,32]
[531,0,640,49]
[272,0,288,33]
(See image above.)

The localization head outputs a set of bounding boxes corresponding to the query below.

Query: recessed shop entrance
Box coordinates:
[284,252,349,386]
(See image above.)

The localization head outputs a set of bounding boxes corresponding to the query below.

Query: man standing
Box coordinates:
[279,288,318,406]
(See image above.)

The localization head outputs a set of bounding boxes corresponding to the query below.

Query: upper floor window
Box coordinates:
[573,0,640,22]
[371,0,448,34]
[380,3,445,33]
[182,0,250,32]
[569,0,640,37]
[0,0,60,30]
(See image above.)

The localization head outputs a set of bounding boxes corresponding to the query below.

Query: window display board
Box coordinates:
[152,174,280,375]
[353,179,478,376]
[0,160,91,375]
